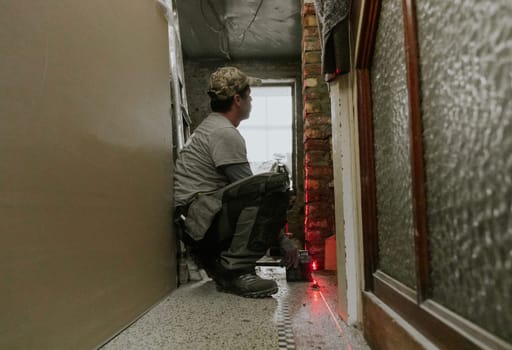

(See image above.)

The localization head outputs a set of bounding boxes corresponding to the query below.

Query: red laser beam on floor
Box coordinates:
[317,287,354,350]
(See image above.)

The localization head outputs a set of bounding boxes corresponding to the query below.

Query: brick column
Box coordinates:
[301,0,335,268]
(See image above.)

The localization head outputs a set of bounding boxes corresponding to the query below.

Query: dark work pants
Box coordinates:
[177,173,289,276]
[179,202,284,275]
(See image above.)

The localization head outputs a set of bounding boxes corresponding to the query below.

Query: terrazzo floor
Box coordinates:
[100,267,371,350]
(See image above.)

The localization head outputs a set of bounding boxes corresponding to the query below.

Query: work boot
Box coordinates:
[216,272,278,298]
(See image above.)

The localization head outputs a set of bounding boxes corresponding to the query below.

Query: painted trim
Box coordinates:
[330,78,349,323]
[330,74,364,325]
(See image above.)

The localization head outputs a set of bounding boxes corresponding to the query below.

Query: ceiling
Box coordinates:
[176,0,302,61]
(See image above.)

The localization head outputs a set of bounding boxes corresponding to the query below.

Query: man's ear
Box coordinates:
[233,94,242,105]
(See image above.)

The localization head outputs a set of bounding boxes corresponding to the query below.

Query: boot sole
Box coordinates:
[216,285,278,298]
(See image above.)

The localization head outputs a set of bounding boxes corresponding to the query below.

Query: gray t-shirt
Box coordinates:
[174,113,248,206]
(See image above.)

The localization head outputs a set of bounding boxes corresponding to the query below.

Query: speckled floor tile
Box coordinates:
[282,269,370,350]
[100,267,370,350]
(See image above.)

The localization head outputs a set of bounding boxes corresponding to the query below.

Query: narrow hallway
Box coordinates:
[100,268,370,350]
[2,1,511,349]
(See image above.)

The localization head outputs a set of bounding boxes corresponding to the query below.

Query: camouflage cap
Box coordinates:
[207,66,262,100]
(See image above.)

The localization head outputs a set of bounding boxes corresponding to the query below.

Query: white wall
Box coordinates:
[330,74,365,326]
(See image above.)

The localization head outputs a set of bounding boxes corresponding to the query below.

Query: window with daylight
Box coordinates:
[238,85,293,175]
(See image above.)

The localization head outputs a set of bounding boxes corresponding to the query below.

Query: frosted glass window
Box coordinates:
[370,0,416,288]
[417,0,512,341]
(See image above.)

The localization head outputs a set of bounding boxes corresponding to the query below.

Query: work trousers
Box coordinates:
[176,173,290,274]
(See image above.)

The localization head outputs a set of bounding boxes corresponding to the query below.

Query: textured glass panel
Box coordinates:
[371,0,416,288]
[417,0,512,342]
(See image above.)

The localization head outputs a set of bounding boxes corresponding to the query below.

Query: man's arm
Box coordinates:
[218,162,253,183]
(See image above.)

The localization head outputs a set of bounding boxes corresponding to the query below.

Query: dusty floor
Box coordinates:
[100,267,370,350]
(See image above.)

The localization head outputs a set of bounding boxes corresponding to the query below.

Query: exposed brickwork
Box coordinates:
[301,0,335,268]
[303,51,321,64]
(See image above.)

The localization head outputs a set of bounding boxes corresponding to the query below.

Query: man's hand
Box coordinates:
[280,236,299,269]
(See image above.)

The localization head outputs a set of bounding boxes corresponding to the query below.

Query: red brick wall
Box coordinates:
[301,0,335,268]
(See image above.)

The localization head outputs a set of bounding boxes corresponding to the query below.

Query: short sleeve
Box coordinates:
[209,127,248,167]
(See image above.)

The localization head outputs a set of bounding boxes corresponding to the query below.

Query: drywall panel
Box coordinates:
[0,1,176,349]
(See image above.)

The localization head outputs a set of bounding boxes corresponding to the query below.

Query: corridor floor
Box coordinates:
[100,267,370,350]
